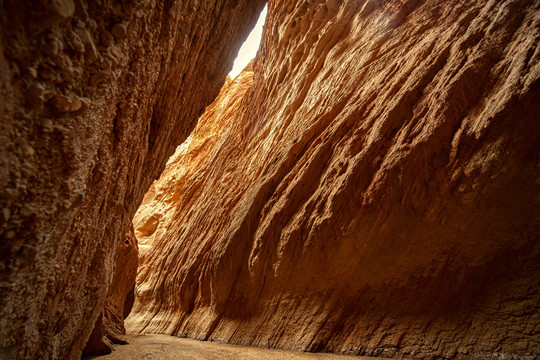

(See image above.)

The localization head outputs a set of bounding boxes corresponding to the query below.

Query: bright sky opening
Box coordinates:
[228,5,268,79]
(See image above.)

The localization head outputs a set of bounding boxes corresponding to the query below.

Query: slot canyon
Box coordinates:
[0,0,539,359]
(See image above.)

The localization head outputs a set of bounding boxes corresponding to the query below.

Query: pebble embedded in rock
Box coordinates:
[25,83,46,110]
[41,119,54,131]
[50,94,71,112]
[50,94,82,112]
[71,34,85,52]
[36,0,76,32]
[111,23,127,39]
[83,31,99,65]
[103,52,119,68]
[24,66,38,79]
[69,96,82,111]
[79,97,91,109]
[43,38,60,56]
[74,0,89,21]
[22,145,35,158]
[100,31,114,47]
[2,208,11,222]
[90,71,109,86]
[54,54,73,70]
[39,66,56,81]
[49,0,76,19]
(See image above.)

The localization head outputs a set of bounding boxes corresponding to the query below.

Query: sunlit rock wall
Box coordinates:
[128,0,540,358]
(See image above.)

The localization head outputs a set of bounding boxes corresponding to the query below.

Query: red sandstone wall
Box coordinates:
[128,1,540,359]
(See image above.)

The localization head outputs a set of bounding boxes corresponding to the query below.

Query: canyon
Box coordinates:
[1,0,539,359]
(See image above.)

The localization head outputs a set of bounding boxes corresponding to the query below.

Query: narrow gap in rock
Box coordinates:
[128,5,269,318]
[131,4,267,247]
[228,4,268,79]
[133,4,267,246]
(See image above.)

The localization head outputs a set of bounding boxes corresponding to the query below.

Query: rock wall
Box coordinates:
[0,0,266,359]
[133,66,254,255]
[82,225,138,356]
[128,0,540,359]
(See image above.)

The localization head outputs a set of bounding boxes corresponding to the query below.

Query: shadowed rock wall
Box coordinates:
[128,0,540,359]
[0,0,266,358]
[82,225,138,357]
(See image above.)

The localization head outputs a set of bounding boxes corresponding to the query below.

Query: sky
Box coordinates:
[228,5,268,79]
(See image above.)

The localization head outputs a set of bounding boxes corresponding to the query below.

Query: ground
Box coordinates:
[89,334,381,360]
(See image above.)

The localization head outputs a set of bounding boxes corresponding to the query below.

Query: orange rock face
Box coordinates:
[132,67,254,256]
[128,0,540,359]
[0,0,266,359]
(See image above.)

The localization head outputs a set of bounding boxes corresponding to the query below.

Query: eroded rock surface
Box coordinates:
[82,225,138,356]
[133,66,254,257]
[128,0,540,359]
[0,0,266,359]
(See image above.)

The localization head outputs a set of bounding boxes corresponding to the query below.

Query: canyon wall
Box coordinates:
[0,0,266,358]
[128,0,540,359]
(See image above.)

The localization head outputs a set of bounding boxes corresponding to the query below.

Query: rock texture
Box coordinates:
[133,66,254,256]
[0,0,266,359]
[82,225,138,356]
[128,0,540,359]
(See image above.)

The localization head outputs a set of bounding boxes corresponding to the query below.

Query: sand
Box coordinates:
[88,334,381,360]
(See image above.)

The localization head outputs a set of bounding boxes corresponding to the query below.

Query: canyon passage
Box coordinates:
[1,0,539,360]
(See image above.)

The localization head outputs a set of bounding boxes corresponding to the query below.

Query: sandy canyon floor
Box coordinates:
[90,334,381,360]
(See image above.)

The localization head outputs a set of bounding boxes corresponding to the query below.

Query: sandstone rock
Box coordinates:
[111,23,127,40]
[83,225,138,356]
[90,71,109,86]
[100,31,114,47]
[0,0,267,359]
[133,65,254,252]
[81,315,113,357]
[83,30,99,65]
[50,93,81,112]
[128,1,540,359]
[25,83,46,110]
